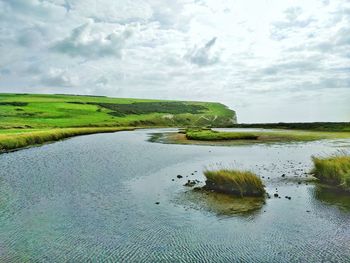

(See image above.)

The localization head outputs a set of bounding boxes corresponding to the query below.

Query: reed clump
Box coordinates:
[312,153,350,192]
[203,169,265,197]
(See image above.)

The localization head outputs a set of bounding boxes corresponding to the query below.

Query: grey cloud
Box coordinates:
[4,0,65,21]
[185,37,220,66]
[51,21,133,59]
[270,6,315,41]
[40,68,79,87]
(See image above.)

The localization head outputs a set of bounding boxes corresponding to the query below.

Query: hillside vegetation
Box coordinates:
[0,93,236,152]
[0,93,236,129]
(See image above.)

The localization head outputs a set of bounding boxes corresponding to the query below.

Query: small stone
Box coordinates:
[274,193,279,198]
[155,202,160,205]
[171,179,175,181]
[281,174,286,177]
[177,175,183,179]
[306,210,310,213]
[298,181,301,185]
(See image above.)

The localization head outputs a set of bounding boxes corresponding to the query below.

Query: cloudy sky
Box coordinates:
[0,0,349,122]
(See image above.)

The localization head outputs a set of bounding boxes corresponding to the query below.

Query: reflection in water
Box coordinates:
[313,185,350,212]
[176,188,265,217]
[0,129,349,262]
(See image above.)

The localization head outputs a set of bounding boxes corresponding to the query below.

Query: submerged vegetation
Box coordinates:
[203,169,265,197]
[312,153,350,192]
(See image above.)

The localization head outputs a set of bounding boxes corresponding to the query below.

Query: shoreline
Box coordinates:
[150,130,350,147]
[0,127,136,154]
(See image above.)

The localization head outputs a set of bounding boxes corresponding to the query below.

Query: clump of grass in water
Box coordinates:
[312,151,350,192]
[203,168,265,197]
[186,129,258,141]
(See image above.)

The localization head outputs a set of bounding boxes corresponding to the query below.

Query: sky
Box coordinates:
[0,0,349,123]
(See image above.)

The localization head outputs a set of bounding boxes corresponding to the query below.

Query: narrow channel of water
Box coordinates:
[0,129,349,262]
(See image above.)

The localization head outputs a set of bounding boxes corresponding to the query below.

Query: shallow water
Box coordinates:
[0,128,349,262]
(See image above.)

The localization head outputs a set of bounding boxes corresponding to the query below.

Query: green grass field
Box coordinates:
[0,93,236,152]
[0,93,236,129]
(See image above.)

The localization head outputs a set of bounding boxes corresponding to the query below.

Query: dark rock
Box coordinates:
[177,175,183,179]
[274,193,279,198]
[281,174,286,177]
[155,202,160,205]
[298,181,301,185]
[184,180,197,187]
[171,179,175,181]
[306,210,310,213]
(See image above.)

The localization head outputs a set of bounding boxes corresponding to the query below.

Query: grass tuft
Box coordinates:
[312,152,350,192]
[186,129,258,141]
[203,168,265,197]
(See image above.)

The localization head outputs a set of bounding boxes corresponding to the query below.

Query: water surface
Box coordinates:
[0,129,349,262]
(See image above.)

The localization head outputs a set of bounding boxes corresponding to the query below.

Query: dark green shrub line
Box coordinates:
[0,102,28,106]
[231,122,350,132]
[86,102,209,116]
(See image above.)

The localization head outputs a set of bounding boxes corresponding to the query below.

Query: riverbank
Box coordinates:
[0,127,134,153]
[150,129,350,146]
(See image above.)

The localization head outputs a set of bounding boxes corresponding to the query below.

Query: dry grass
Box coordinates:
[312,152,350,192]
[203,168,265,197]
[0,127,133,152]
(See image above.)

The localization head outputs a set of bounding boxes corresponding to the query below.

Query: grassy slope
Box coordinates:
[0,93,235,152]
[0,93,236,129]
[312,154,350,192]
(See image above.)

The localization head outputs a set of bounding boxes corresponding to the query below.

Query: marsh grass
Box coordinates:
[312,152,350,192]
[203,168,265,197]
[184,129,350,143]
[186,129,258,140]
[0,127,133,152]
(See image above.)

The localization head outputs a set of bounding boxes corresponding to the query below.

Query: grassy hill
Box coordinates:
[0,93,236,129]
[0,93,236,152]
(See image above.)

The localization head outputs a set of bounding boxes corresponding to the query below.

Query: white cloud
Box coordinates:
[51,21,133,59]
[40,68,79,87]
[0,0,349,122]
[185,37,220,66]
